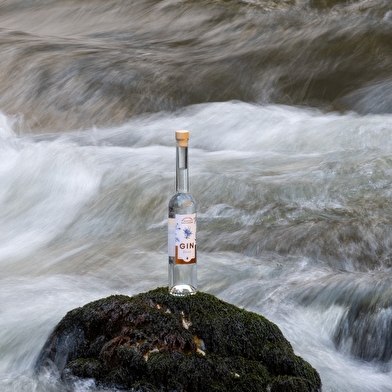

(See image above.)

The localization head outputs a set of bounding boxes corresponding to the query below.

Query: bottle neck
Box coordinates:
[176,144,189,193]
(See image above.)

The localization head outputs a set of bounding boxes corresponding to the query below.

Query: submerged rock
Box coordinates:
[35,287,321,391]
[333,285,392,365]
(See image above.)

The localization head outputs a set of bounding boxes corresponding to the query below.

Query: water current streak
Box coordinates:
[0,0,391,132]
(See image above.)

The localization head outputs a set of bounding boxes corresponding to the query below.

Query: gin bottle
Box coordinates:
[168,130,197,296]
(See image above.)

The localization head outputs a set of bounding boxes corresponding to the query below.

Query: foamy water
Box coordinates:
[1,102,392,390]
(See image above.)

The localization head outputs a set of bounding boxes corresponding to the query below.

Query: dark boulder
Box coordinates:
[35,287,321,391]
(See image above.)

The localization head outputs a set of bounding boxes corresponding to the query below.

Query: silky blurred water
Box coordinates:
[1,0,392,391]
[1,102,392,391]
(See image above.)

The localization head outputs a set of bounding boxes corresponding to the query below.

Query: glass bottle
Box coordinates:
[168,130,197,296]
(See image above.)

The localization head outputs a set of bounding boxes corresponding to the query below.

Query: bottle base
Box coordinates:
[169,284,197,296]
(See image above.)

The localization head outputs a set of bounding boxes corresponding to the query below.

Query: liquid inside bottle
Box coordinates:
[168,130,197,296]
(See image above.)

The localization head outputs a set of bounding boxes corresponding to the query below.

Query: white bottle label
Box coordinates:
[175,213,196,264]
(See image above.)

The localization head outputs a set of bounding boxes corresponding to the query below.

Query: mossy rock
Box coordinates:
[35,287,321,391]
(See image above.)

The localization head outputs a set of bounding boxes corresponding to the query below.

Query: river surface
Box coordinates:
[1,0,392,391]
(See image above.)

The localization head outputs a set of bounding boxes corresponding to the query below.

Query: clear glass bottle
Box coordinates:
[168,130,197,296]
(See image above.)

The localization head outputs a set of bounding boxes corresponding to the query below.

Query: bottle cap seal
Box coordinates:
[175,130,189,147]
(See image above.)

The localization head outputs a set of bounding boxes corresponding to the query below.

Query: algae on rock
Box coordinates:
[35,287,321,391]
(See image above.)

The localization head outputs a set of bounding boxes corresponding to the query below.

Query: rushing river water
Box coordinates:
[1,0,392,391]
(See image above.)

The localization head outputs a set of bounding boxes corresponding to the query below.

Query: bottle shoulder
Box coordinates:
[168,193,196,214]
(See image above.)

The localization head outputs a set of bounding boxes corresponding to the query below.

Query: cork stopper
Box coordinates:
[175,130,189,147]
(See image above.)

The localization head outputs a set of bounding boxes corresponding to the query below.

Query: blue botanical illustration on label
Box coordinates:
[183,227,192,239]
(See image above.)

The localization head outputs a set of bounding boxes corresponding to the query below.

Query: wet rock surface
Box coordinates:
[35,287,321,391]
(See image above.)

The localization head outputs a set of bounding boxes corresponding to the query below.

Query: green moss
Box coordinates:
[36,287,321,392]
[270,375,319,392]
[65,358,102,379]
[146,352,270,392]
[136,287,289,360]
